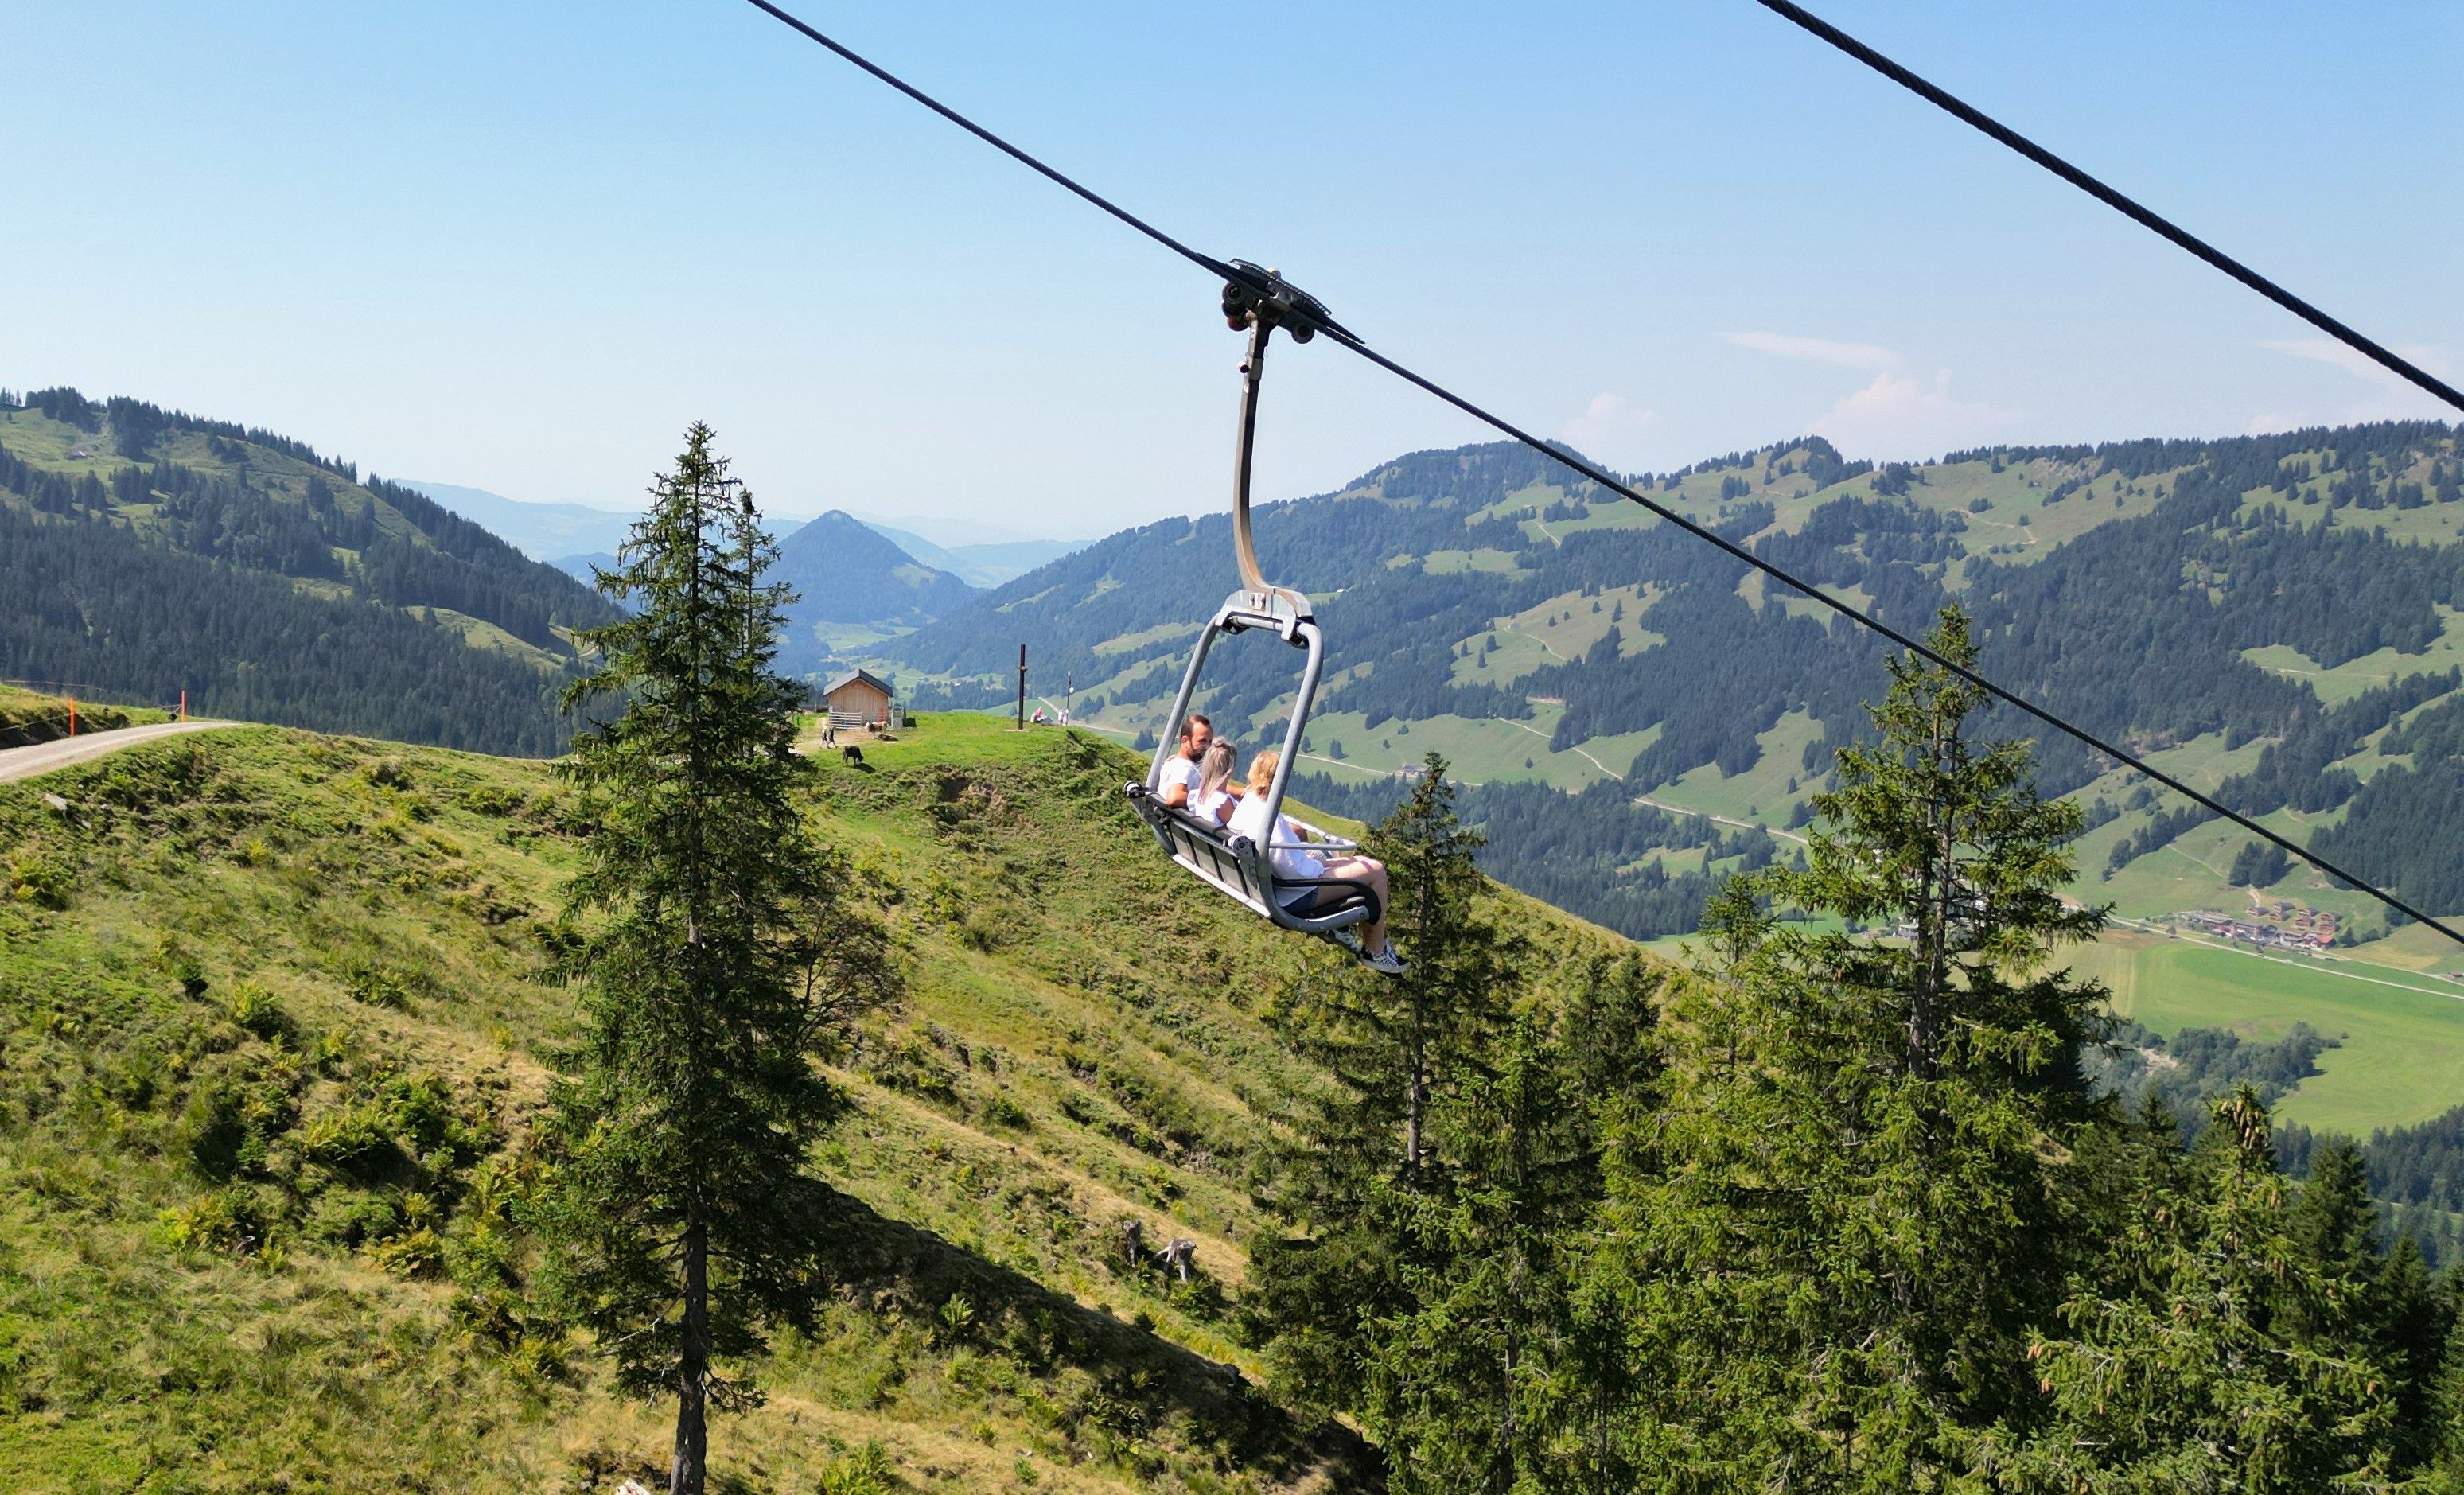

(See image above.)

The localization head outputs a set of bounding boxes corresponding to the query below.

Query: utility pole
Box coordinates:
[1016,644,1027,730]
[1065,671,1072,726]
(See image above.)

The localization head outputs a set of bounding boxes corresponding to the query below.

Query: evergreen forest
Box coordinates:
[0,389,621,757]
[1238,611,2464,1490]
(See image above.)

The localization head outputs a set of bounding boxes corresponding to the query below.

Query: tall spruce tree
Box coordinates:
[1592,605,2113,1485]
[1250,753,1519,1419]
[1364,1007,1586,1494]
[2278,1131,2462,1467]
[1545,953,1665,1495]
[2376,1232,2452,1475]
[539,425,890,1494]
[1382,752,1520,1174]
[2429,1312,2464,1493]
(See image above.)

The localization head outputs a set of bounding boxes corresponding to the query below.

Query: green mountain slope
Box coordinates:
[879,423,2464,963]
[0,711,1624,1489]
[0,389,621,757]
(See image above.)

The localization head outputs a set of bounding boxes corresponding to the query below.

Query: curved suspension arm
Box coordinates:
[1230,316,1272,596]
[1228,310,1321,617]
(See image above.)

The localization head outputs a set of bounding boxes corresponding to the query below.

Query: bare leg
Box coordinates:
[1321,855,1392,956]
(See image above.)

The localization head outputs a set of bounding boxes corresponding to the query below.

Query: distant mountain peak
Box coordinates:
[769,512,979,673]
[849,516,1088,589]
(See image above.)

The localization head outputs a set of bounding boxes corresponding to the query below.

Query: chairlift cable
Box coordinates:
[738,0,1237,287]
[1750,0,2464,418]
[732,0,2464,951]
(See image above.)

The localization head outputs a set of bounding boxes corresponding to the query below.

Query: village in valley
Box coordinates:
[2173,900,2341,952]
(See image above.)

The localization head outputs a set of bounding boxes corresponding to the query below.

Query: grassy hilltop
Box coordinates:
[0,683,173,746]
[0,710,1626,1492]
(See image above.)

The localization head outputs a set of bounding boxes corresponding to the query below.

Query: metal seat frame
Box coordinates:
[1123,266,1380,940]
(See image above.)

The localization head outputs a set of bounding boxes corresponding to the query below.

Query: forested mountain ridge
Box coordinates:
[879,422,2464,954]
[0,387,622,756]
[0,711,1621,1488]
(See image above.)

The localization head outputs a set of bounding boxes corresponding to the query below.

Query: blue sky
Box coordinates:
[6,1,2457,537]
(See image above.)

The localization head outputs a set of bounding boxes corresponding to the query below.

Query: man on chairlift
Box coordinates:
[1156,713,1212,810]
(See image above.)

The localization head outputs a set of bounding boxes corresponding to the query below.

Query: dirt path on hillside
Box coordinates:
[1631,791,1810,846]
[0,721,236,784]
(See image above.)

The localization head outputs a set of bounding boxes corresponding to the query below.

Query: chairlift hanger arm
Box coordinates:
[1224,263,1337,605]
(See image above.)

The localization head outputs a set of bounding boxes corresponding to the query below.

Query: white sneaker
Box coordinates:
[1363,945,1409,975]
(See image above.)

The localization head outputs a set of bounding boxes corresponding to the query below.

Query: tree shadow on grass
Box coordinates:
[806,1182,1382,1490]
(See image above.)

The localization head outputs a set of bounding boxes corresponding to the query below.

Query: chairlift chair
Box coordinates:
[1123,265,1383,943]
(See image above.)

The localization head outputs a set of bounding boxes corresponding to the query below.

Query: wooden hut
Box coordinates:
[823,669,894,730]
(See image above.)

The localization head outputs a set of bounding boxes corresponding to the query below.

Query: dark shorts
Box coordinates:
[1279,878,1362,915]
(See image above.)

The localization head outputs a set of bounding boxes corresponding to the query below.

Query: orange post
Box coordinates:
[68,699,76,738]
[179,689,188,722]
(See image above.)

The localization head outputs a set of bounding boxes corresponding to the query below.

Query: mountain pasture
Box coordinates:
[0,707,1641,1489]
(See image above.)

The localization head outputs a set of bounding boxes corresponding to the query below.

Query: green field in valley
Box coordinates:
[2070,932,2464,1135]
[1633,923,2464,1139]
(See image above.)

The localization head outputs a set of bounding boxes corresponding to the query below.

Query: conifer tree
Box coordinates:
[2288,1137,2384,1341]
[1544,953,1664,1494]
[539,425,890,1495]
[2276,1135,2458,1477]
[2015,1089,2396,1491]
[2427,1313,2464,1493]
[1593,605,2113,1485]
[1382,752,1518,1174]
[1250,753,1518,1417]
[1364,1006,1587,1494]
[2378,1232,2451,1474]
[1360,952,1661,1495]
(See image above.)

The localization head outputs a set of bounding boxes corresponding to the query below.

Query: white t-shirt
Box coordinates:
[1190,785,1235,824]
[1157,752,1202,804]
[1227,789,1326,890]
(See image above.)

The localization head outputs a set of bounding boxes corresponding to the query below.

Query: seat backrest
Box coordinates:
[1153,808,1274,917]
[1128,784,1376,936]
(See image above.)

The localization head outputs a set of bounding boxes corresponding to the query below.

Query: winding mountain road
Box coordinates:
[0,721,237,784]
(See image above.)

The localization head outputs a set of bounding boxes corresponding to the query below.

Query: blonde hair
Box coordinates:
[1197,740,1237,799]
[1246,749,1279,794]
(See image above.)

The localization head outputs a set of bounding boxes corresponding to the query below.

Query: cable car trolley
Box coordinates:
[1124,264,1383,944]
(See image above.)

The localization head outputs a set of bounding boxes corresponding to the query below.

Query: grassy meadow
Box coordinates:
[0,707,1630,1492]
